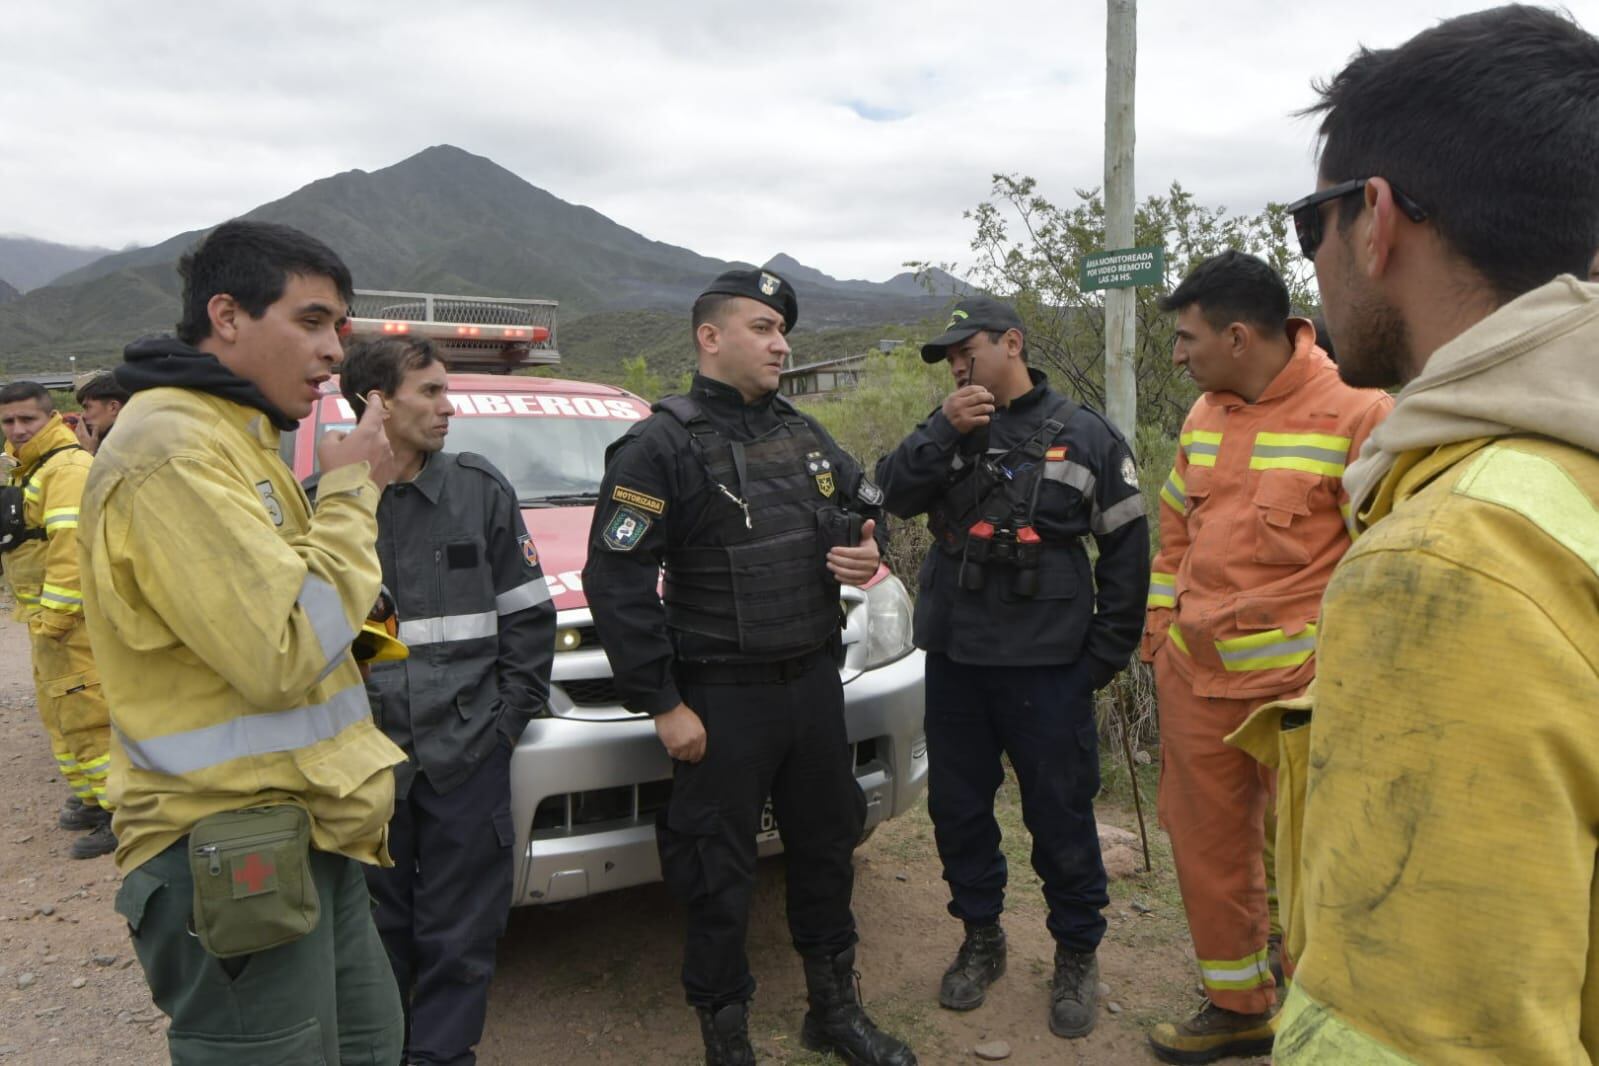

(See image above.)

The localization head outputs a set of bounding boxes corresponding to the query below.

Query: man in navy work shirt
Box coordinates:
[875,296,1149,1040]
[337,336,555,1066]
[584,268,917,1066]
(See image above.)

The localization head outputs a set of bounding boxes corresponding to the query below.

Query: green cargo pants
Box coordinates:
[114,840,404,1065]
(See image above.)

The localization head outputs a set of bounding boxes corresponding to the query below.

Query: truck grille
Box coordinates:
[558,678,620,706]
[530,740,883,839]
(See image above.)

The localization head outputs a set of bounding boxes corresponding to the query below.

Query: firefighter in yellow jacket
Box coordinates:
[0,381,114,859]
[81,220,408,1066]
[1270,8,1599,1062]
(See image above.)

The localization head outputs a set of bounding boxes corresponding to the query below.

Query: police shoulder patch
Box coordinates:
[1121,456,1139,487]
[857,479,884,506]
[603,506,652,551]
[518,533,539,569]
[612,485,666,516]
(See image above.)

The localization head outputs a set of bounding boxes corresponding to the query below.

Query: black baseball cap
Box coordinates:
[698,267,799,332]
[920,296,1025,363]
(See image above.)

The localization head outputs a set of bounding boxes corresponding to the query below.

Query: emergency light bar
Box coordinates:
[344,289,560,373]
[358,320,552,344]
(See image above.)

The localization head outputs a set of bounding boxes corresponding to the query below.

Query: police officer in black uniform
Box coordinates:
[875,296,1149,1040]
[583,268,917,1066]
[334,336,556,1066]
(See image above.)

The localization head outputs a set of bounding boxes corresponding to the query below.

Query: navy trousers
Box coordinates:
[923,652,1109,952]
[658,653,865,1008]
[365,744,514,1066]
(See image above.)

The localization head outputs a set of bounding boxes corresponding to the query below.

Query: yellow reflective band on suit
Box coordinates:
[1160,468,1187,514]
[1147,571,1176,608]
[1249,432,1352,478]
[1276,985,1419,1063]
[79,753,111,779]
[54,750,78,772]
[1198,948,1272,992]
[1215,623,1318,671]
[14,589,41,605]
[39,583,82,610]
[1167,623,1190,656]
[23,483,42,502]
[42,507,78,531]
[1180,430,1223,468]
[1454,446,1599,581]
[116,684,372,777]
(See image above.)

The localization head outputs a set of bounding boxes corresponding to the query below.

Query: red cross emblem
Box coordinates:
[231,852,278,898]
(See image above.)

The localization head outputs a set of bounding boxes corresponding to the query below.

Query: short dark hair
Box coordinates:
[75,372,130,406]
[176,220,355,346]
[0,381,53,411]
[1304,5,1599,303]
[690,292,737,346]
[340,336,440,418]
[1159,251,1289,333]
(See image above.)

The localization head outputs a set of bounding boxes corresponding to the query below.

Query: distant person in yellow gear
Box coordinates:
[0,380,113,859]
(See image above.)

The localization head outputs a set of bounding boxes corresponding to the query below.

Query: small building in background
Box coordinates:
[781,341,901,401]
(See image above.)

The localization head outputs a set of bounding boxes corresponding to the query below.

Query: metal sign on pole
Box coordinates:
[1103,0,1137,443]
[1082,246,1164,291]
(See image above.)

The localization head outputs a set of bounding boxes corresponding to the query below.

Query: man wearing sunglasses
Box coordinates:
[1274,6,1599,1063]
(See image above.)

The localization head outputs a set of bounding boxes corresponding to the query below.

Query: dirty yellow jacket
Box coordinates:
[80,387,405,872]
[2,414,92,633]
[1278,277,1599,1064]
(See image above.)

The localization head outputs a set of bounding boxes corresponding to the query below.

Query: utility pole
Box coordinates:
[1103,0,1137,442]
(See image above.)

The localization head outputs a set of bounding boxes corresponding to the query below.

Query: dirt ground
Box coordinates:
[0,610,1265,1065]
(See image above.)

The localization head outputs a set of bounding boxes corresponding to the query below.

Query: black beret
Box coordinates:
[698,268,799,332]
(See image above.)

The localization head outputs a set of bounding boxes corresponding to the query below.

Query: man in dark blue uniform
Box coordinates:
[875,296,1149,1039]
[336,336,556,1066]
[583,268,917,1066]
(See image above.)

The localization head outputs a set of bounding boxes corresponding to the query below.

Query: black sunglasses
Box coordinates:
[1285,178,1430,261]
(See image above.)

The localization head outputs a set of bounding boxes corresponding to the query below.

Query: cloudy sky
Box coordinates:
[2,0,1593,281]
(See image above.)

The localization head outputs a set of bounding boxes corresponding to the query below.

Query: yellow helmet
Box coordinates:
[352,587,408,663]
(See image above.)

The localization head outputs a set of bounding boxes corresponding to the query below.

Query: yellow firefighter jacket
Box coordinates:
[1274,276,1599,1064]
[3,414,93,633]
[79,387,404,872]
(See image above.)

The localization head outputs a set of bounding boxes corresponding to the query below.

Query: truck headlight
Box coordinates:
[862,574,915,669]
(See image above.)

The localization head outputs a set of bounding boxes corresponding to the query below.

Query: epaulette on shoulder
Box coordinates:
[454,451,517,494]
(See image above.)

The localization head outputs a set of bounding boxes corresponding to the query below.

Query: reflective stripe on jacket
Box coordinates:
[362,451,555,798]
[1279,435,1599,1064]
[3,415,91,621]
[1142,320,1392,699]
[80,387,404,872]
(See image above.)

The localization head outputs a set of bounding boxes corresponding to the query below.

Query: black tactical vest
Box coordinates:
[927,393,1076,595]
[656,395,845,659]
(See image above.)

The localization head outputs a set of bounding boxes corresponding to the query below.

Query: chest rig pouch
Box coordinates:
[928,394,1076,597]
[0,445,81,554]
[656,395,848,658]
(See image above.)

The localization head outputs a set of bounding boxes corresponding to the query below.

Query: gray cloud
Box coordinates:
[0,0,1584,280]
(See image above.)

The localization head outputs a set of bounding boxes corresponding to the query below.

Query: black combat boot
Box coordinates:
[800,947,917,1066]
[58,795,105,831]
[695,1001,756,1066]
[1049,945,1100,1038]
[938,921,1007,1010]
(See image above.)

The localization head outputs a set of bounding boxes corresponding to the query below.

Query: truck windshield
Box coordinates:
[319,415,635,506]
